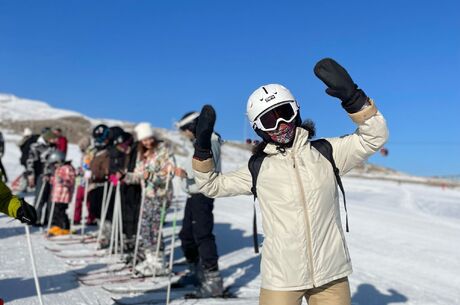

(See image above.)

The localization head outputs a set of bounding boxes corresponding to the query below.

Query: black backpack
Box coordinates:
[248,139,348,253]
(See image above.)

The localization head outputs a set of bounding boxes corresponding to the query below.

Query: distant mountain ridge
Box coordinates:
[0,93,133,143]
[1,92,459,188]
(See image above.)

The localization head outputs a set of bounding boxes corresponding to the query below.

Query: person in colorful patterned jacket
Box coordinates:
[47,151,76,236]
[123,122,175,276]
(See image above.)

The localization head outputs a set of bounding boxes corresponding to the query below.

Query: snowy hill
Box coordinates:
[0,93,459,305]
[0,93,82,121]
[0,93,132,143]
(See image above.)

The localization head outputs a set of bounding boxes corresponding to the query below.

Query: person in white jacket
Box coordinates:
[191,58,389,305]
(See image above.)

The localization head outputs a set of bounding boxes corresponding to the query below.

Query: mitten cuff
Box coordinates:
[348,99,378,124]
[341,89,368,113]
[192,158,214,173]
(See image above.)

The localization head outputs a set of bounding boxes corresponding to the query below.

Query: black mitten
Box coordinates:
[16,198,38,225]
[314,58,368,113]
[194,105,216,160]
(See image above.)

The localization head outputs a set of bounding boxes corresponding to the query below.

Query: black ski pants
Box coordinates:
[179,193,218,270]
[51,203,70,230]
[34,174,50,225]
[89,184,115,221]
[121,184,142,238]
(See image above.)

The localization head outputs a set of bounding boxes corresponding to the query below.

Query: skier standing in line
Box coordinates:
[174,111,224,297]
[27,129,57,226]
[191,58,388,305]
[119,133,142,255]
[47,151,76,236]
[122,122,175,276]
[88,124,111,247]
[52,128,68,158]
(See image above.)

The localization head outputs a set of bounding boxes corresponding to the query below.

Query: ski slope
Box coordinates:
[0,131,459,305]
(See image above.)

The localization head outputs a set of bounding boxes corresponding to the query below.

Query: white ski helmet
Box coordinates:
[247,84,300,132]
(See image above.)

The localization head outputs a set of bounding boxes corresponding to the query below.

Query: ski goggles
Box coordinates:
[253,101,298,132]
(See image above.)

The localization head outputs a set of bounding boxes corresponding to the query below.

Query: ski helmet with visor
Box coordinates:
[247,84,300,142]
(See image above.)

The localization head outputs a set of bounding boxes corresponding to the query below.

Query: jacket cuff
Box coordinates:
[8,196,21,218]
[192,158,214,173]
[348,98,378,124]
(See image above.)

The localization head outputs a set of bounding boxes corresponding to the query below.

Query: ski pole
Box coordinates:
[166,198,178,305]
[69,176,80,233]
[39,179,50,229]
[116,183,124,256]
[34,177,47,209]
[96,182,113,247]
[102,182,108,214]
[152,169,173,278]
[100,181,108,227]
[25,225,45,305]
[109,197,116,257]
[35,178,48,228]
[46,201,56,235]
[81,177,89,236]
[114,184,121,255]
[132,181,146,275]
[109,183,119,257]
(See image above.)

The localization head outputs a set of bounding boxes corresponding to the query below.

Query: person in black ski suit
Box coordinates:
[175,111,224,297]
[26,129,57,226]
[120,137,142,253]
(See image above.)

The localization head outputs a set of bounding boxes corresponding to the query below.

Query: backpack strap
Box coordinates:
[248,152,267,254]
[311,139,349,232]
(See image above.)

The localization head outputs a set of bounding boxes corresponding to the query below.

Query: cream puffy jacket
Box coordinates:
[192,102,388,291]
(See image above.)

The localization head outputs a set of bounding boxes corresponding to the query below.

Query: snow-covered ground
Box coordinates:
[1,109,459,304]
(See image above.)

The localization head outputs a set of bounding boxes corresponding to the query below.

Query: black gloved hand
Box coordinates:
[16,198,37,225]
[194,105,216,160]
[314,58,368,113]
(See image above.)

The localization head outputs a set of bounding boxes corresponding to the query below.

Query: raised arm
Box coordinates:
[192,105,253,198]
[314,58,389,174]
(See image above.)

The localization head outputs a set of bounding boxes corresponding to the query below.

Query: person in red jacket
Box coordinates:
[53,128,68,157]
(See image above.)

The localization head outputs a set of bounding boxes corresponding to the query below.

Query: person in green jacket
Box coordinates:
[0,179,37,224]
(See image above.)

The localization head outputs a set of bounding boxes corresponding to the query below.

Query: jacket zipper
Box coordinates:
[292,154,316,287]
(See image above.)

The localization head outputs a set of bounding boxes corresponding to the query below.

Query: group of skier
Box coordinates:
[0,58,388,305]
[1,112,226,297]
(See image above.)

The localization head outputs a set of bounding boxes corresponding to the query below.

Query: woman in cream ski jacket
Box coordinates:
[191,58,388,305]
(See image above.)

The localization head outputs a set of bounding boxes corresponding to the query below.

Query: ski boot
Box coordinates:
[134,250,168,277]
[54,228,70,235]
[98,220,112,249]
[47,226,62,236]
[172,261,200,288]
[194,266,224,298]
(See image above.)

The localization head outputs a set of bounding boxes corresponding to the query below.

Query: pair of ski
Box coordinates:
[111,285,254,305]
[76,260,188,286]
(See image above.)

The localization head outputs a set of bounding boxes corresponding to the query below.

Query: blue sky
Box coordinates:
[1,0,459,176]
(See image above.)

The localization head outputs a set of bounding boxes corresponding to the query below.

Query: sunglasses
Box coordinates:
[253,101,298,131]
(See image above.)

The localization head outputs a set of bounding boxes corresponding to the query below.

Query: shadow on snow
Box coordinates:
[352,283,408,305]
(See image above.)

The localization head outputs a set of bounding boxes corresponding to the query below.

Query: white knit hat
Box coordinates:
[23,127,32,136]
[134,122,155,141]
